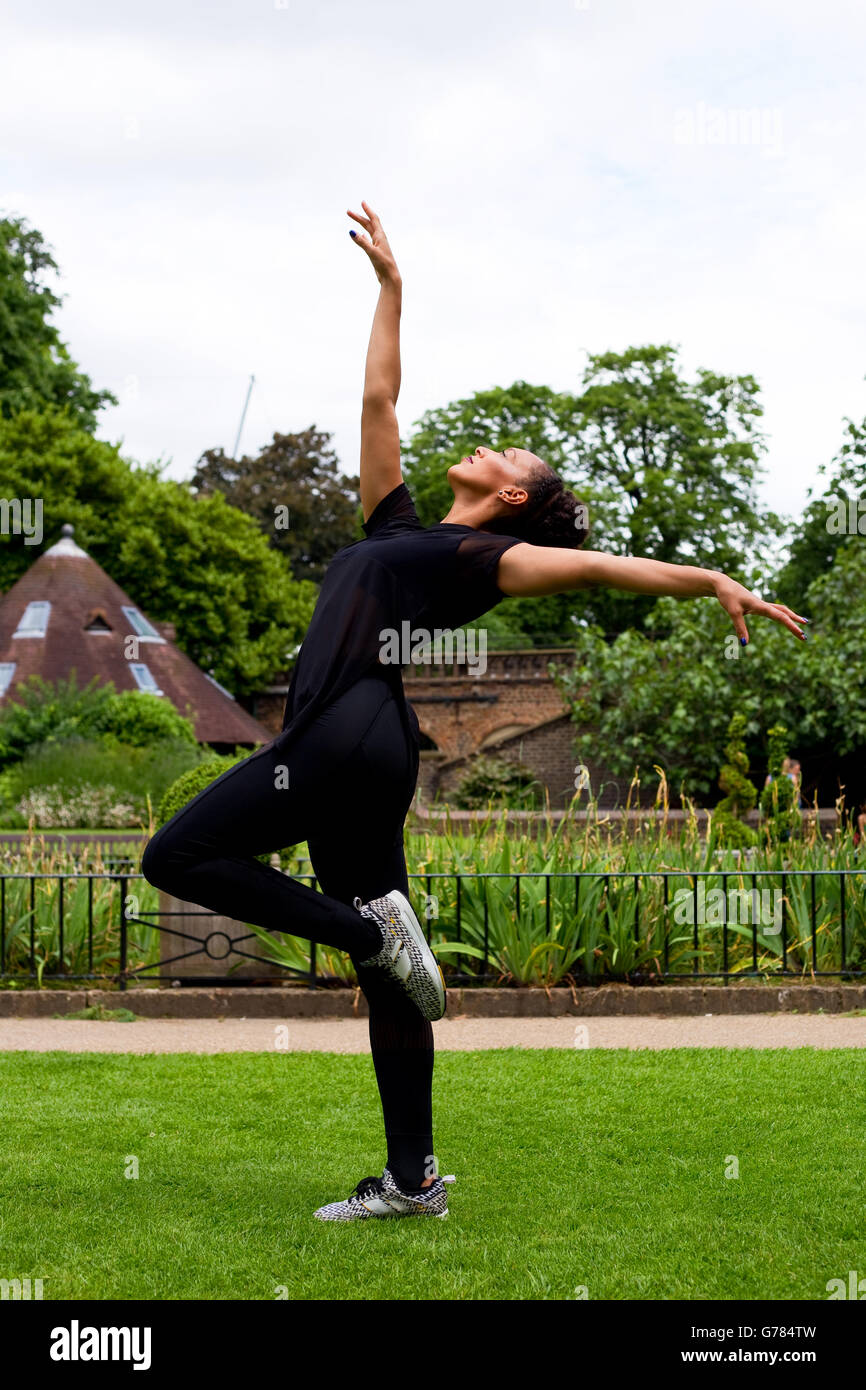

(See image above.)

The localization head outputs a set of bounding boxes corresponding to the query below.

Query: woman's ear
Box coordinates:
[497,486,529,507]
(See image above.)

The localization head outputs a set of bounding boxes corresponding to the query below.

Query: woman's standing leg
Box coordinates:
[307,692,436,1192]
[311,833,435,1192]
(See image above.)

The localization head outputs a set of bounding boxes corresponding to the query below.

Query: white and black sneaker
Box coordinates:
[355,889,446,1021]
[313,1167,456,1221]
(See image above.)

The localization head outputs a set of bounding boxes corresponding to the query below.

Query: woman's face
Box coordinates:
[447,444,542,502]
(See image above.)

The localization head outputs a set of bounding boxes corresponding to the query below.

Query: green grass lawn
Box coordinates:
[0,1048,863,1301]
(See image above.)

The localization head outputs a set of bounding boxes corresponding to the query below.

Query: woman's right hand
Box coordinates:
[347,201,401,286]
[713,572,808,644]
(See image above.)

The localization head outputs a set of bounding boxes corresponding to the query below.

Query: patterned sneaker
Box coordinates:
[355,889,446,1021]
[313,1167,456,1221]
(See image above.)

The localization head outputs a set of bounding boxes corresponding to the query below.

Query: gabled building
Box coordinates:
[0,523,270,750]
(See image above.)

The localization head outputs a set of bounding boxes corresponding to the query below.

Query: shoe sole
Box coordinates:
[386,889,447,1021]
[313,1207,450,1221]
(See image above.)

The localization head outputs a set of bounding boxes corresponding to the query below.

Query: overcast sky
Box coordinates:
[3,0,865,523]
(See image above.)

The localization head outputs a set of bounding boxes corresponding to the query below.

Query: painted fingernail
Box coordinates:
[740,637,747,646]
[349,229,357,237]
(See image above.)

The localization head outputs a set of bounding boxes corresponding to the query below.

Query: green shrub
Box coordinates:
[156,754,250,827]
[89,691,197,748]
[157,752,297,872]
[0,678,196,773]
[760,725,799,844]
[0,738,204,828]
[0,674,115,768]
[454,754,541,810]
[712,712,758,848]
[14,784,143,829]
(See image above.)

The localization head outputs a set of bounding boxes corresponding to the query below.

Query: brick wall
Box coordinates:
[429,714,624,810]
[248,648,579,750]
[405,648,576,759]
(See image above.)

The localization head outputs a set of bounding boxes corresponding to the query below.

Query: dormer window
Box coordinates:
[0,663,17,697]
[129,663,163,696]
[121,606,164,642]
[84,608,113,634]
[13,601,50,637]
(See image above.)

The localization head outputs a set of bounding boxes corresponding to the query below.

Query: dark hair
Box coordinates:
[484,462,589,549]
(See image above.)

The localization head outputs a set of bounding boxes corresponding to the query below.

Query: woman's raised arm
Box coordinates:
[496,542,809,645]
[347,201,404,521]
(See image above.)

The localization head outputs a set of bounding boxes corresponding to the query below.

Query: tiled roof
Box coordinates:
[0,525,272,745]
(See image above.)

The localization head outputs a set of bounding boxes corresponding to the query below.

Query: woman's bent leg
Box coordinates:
[140,735,381,960]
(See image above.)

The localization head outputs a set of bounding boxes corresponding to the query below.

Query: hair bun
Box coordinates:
[487,466,589,549]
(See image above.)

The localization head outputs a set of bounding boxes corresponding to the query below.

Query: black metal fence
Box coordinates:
[0,863,864,988]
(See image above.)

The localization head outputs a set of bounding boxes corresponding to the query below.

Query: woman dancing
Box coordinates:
[141,202,808,1222]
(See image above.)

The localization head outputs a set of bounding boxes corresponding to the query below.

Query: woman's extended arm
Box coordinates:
[496,543,808,644]
[347,201,404,521]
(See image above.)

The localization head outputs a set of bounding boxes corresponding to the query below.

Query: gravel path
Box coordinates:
[0,1014,865,1053]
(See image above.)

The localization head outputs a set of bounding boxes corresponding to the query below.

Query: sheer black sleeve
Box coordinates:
[455,530,524,605]
[362,483,423,538]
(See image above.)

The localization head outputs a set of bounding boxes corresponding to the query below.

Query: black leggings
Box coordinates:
[140,675,435,1189]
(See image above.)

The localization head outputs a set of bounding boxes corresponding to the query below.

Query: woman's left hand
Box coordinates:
[347,201,401,286]
[714,573,808,644]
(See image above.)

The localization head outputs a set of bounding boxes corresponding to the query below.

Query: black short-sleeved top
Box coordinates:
[279,482,523,745]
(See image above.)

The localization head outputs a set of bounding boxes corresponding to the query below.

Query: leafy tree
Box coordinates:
[554,596,811,800]
[775,406,866,606]
[0,215,116,429]
[461,593,583,651]
[108,469,317,694]
[787,539,866,754]
[713,712,758,847]
[559,345,781,635]
[0,408,131,592]
[555,521,866,804]
[0,409,317,695]
[192,428,361,583]
[566,346,774,567]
